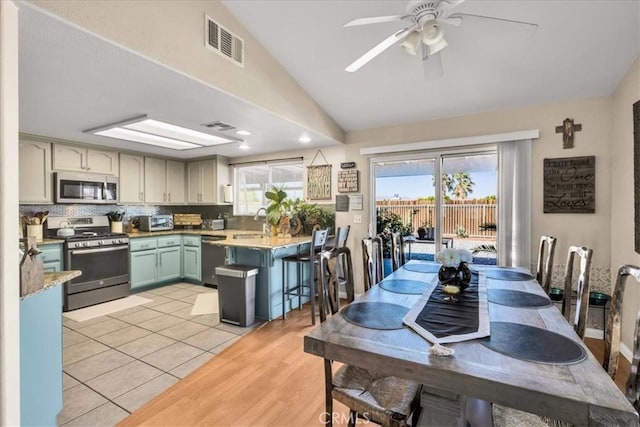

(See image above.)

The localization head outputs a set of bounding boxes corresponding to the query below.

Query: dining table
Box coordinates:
[303,259,639,426]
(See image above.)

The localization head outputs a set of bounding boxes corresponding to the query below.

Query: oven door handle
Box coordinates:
[70,245,129,255]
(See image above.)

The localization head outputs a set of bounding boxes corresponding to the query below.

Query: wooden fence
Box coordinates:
[376,199,497,239]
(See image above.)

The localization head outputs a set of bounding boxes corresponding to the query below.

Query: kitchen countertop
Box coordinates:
[21,270,82,300]
[127,229,313,249]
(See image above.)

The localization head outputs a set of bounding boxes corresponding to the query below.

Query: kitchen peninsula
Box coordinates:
[21,270,81,426]
[127,229,313,321]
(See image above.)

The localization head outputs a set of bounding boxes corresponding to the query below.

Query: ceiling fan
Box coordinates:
[344,0,538,77]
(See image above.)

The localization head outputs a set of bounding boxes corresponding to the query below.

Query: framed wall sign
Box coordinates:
[338,169,359,193]
[350,194,363,210]
[341,162,356,169]
[307,164,332,200]
[336,195,349,212]
[543,156,595,213]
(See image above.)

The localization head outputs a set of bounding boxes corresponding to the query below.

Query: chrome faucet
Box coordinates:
[254,207,270,237]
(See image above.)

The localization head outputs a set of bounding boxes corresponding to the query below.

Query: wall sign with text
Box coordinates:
[307,164,332,200]
[338,170,359,193]
[543,156,595,213]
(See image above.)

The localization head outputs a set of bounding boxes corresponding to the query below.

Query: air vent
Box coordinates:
[205,15,244,67]
[202,121,236,131]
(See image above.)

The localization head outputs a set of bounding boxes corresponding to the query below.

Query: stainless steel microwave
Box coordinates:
[139,215,174,232]
[55,172,118,204]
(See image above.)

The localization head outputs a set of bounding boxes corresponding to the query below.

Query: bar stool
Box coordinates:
[282,228,329,325]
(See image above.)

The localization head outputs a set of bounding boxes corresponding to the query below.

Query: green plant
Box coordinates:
[289,198,335,235]
[376,209,412,257]
[471,244,497,255]
[265,185,288,226]
[479,222,497,231]
[455,225,469,238]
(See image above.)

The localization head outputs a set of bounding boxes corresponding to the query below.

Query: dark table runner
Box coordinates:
[404,273,490,344]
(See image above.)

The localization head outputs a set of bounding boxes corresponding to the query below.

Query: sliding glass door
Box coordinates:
[372,148,497,272]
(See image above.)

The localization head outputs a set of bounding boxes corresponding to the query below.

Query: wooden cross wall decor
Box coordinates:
[555,118,582,149]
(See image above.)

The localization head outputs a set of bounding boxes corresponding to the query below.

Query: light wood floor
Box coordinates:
[119,305,631,427]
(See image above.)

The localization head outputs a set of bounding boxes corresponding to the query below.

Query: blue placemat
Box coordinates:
[402,263,441,273]
[342,302,408,330]
[380,279,429,295]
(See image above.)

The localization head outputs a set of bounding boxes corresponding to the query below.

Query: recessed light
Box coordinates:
[238,143,250,150]
[236,130,251,136]
[299,135,311,143]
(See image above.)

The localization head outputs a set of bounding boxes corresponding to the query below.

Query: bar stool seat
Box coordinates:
[282,228,329,325]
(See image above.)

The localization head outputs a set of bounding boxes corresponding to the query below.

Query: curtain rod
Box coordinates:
[228,156,304,166]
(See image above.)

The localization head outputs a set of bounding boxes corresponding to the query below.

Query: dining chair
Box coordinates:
[362,236,384,291]
[603,265,640,379]
[318,247,422,427]
[281,228,329,325]
[390,231,406,271]
[561,245,594,339]
[328,226,352,301]
[535,235,557,293]
[626,310,640,413]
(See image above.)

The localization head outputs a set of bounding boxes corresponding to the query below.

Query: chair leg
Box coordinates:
[324,359,333,427]
[297,262,302,310]
[282,259,287,320]
[310,260,316,325]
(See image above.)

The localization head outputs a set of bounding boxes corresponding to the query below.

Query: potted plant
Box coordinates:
[265,185,288,233]
[289,198,335,235]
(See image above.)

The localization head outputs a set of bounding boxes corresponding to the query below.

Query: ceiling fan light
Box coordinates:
[422,20,444,45]
[427,37,448,55]
[400,30,421,56]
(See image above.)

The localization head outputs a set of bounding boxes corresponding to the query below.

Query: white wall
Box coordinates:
[0,1,21,423]
[609,57,640,348]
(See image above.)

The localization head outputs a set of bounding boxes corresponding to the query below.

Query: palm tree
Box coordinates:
[452,172,475,199]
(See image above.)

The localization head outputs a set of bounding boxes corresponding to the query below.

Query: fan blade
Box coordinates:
[344,15,406,27]
[450,13,538,32]
[345,26,416,72]
[438,16,462,27]
[422,46,443,80]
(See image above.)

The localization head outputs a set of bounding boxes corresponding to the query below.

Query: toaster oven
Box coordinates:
[139,215,174,231]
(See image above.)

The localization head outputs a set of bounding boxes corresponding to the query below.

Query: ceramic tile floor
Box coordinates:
[59,283,261,426]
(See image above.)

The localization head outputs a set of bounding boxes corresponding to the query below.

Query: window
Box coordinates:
[233,161,304,216]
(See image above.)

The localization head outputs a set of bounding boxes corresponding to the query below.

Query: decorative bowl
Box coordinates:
[549,287,564,301]
[589,291,610,306]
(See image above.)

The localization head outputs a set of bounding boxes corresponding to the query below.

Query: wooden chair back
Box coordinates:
[390,231,405,271]
[604,265,640,379]
[362,237,383,291]
[562,245,593,339]
[536,235,557,293]
[318,247,354,322]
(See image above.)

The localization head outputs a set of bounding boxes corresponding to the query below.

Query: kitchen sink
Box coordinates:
[232,233,264,239]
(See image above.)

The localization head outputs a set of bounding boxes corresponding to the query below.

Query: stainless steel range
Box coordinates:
[47,216,130,311]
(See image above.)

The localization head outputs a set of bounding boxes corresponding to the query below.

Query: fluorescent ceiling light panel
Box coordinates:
[86,115,235,150]
[94,128,200,150]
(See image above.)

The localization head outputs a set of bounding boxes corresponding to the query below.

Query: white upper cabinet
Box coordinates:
[144,157,185,205]
[53,143,118,175]
[166,160,186,204]
[19,139,52,204]
[119,154,145,204]
[187,156,229,204]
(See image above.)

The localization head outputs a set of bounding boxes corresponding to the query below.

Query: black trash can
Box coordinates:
[215,264,258,327]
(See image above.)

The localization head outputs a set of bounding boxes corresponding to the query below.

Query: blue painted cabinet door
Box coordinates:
[130,250,158,289]
[38,243,63,273]
[158,247,181,282]
[182,246,201,281]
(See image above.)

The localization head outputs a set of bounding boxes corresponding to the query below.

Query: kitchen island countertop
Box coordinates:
[21,270,82,300]
[127,229,312,249]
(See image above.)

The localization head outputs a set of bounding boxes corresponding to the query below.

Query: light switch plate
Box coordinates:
[354,215,362,224]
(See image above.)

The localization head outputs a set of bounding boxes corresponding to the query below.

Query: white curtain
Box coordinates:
[497,140,532,267]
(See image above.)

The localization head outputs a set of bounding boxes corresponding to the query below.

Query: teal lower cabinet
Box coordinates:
[38,243,63,273]
[158,247,182,282]
[21,284,63,426]
[130,249,158,289]
[129,235,184,289]
[231,244,305,321]
[182,236,201,282]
